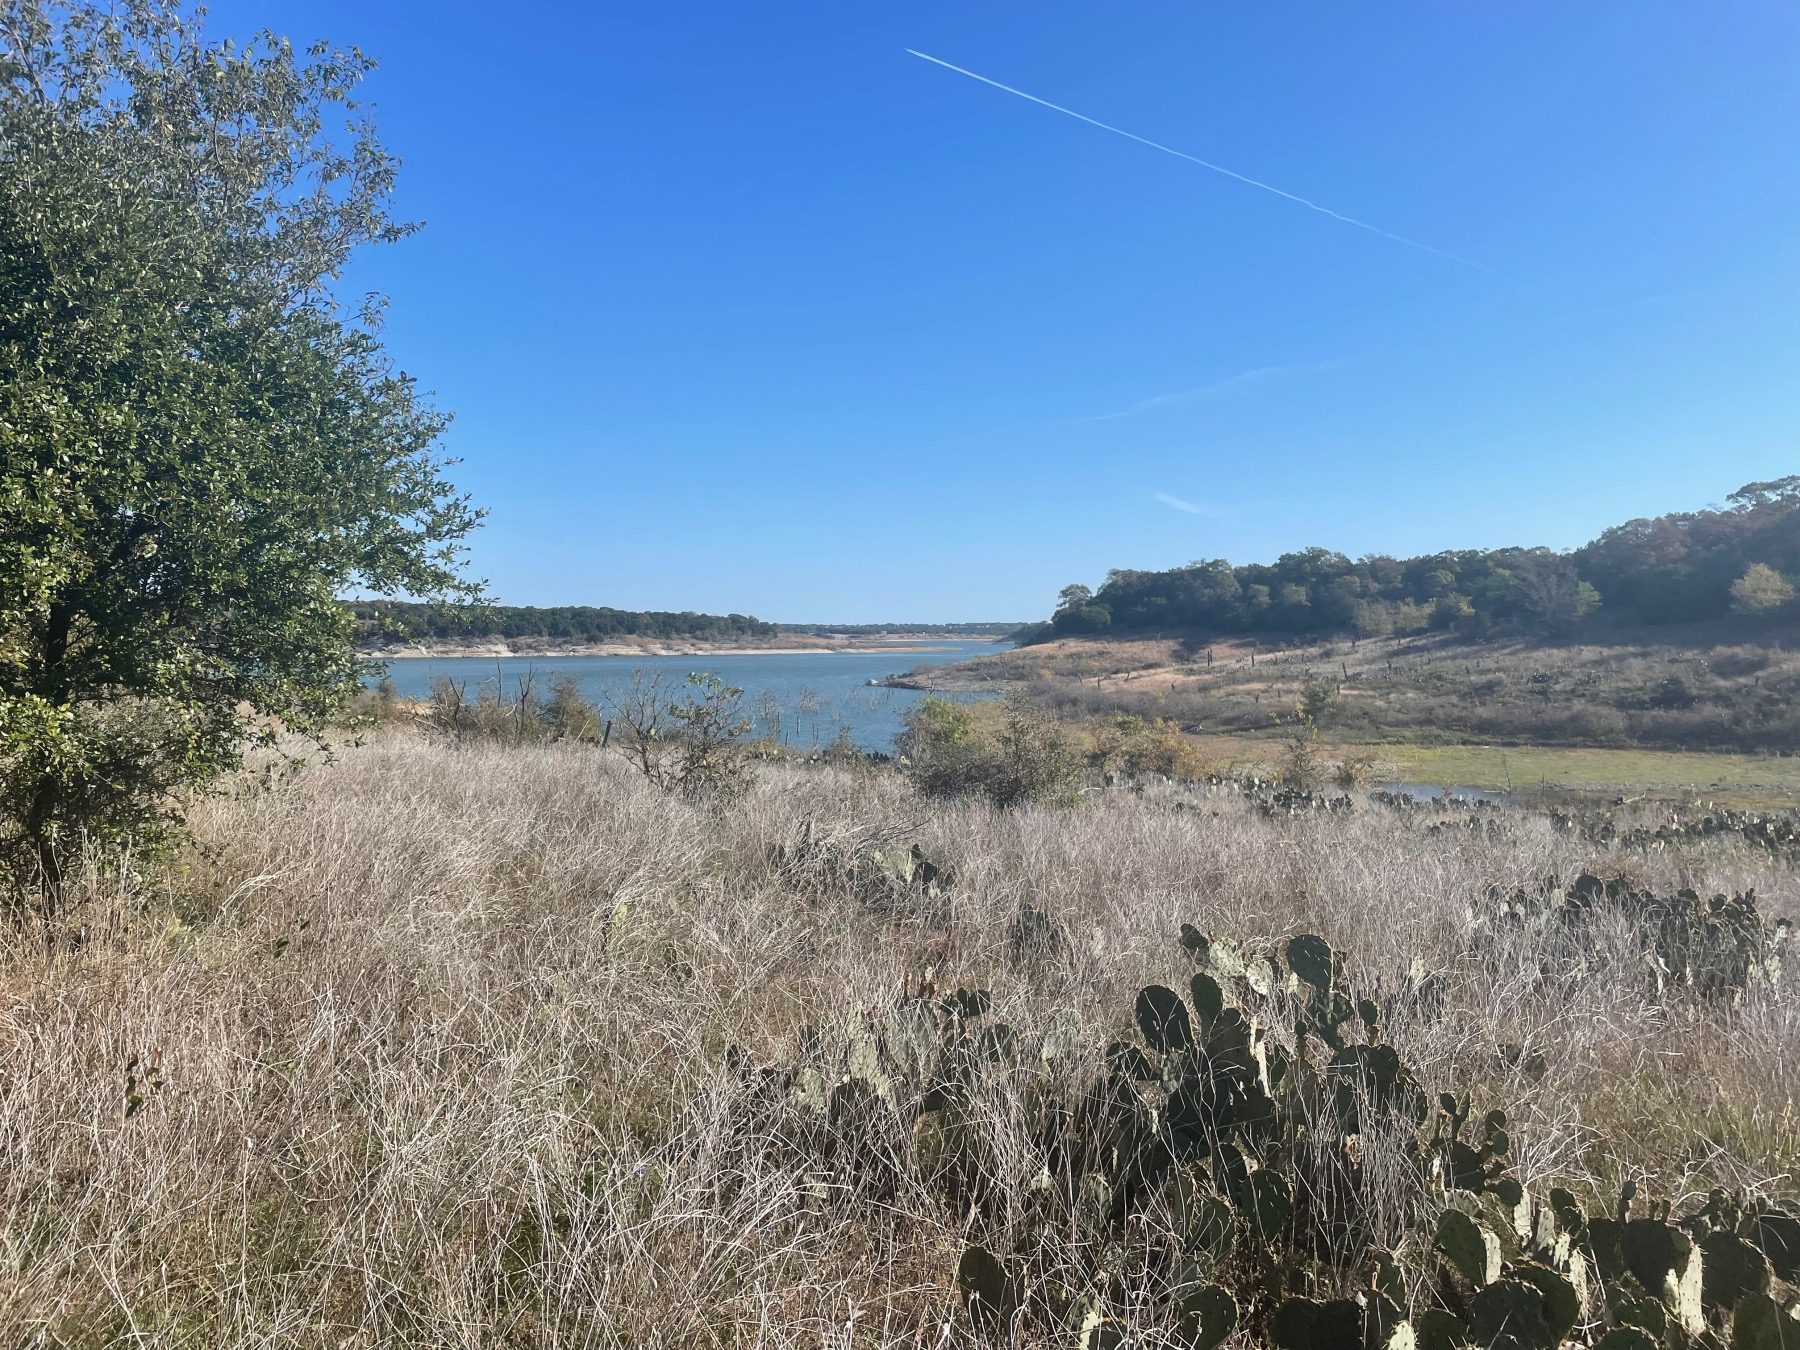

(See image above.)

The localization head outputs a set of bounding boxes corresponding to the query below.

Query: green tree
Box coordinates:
[1510,555,1601,635]
[0,2,481,899]
[1730,563,1795,615]
[1056,583,1093,611]
[1051,602,1111,634]
[1051,581,1111,634]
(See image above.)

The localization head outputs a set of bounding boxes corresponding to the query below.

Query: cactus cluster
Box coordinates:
[1479,873,1790,1000]
[733,921,1798,1347]
[1372,790,1503,814]
[950,930,1459,1343]
[1257,789,1357,818]
[1324,1178,1800,1350]
[765,817,954,915]
[1425,814,1512,843]
[1551,807,1800,865]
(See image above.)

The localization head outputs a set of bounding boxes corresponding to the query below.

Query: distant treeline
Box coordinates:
[776,622,1021,637]
[1032,477,1800,643]
[351,601,779,643]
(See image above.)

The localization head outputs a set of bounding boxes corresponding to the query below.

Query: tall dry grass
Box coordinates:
[0,731,1794,1345]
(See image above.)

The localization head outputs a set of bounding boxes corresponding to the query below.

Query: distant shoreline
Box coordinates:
[363,634,1009,660]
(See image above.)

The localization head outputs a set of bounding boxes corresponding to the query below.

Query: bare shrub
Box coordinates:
[611,669,753,800]
[1335,750,1379,789]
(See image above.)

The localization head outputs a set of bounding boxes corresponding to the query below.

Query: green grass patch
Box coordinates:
[1190,733,1800,806]
[1380,742,1800,800]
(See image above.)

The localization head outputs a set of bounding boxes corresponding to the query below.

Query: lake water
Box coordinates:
[372,641,1009,753]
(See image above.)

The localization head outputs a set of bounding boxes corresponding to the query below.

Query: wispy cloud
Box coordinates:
[905,49,1487,272]
[1082,358,1354,423]
[1153,492,1225,518]
[1085,364,1297,422]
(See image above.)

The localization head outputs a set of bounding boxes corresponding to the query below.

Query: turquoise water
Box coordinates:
[372,641,1008,752]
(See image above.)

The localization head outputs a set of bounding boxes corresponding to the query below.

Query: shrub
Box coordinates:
[427,676,473,739]
[542,674,601,742]
[1279,717,1327,792]
[1095,713,1214,781]
[1334,751,1378,789]
[900,697,1078,807]
[349,674,409,724]
[1300,678,1341,728]
[612,671,752,801]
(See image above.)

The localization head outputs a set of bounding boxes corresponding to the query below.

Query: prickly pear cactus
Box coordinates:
[736,923,1800,1349]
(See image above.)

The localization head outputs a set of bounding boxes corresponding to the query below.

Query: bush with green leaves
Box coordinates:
[899,696,1079,808]
[1094,712,1216,782]
[0,1,478,901]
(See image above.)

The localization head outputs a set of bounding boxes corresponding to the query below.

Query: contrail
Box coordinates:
[905,48,1486,271]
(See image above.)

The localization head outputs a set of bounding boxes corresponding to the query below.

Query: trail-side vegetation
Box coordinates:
[1,728,1796,1345]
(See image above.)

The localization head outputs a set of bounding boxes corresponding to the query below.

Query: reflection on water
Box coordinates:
[371,641,1007,753]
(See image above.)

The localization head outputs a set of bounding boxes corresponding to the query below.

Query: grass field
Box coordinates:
[1,727,1795,1344]
[901,629,1800,806]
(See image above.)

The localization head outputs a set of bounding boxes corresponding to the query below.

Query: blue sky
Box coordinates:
[215,2,1799,622]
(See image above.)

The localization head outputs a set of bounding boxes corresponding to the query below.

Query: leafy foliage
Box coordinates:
[351,599,776,645]
[0,0,479,895]
[1037,479,1800,642]
[1731,565,1796,617]
[898,696,1079,807]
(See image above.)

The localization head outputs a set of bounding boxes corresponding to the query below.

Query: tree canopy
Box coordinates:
[351,601,776,644]
[0,0,479,894]
[1041,481,1797,642]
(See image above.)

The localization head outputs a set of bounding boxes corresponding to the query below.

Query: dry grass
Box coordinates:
[913,631,1800,760]
[0,731,1796,1345]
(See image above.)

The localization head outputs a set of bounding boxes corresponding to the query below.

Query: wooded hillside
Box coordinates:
[1036,478,1800,642]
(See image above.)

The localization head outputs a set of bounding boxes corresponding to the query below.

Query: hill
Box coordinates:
[890,622,1800,799]
[349,599,780,648]
[775,621,1022,638]
[1031,476,1800,643]
[350,604,1022,653]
